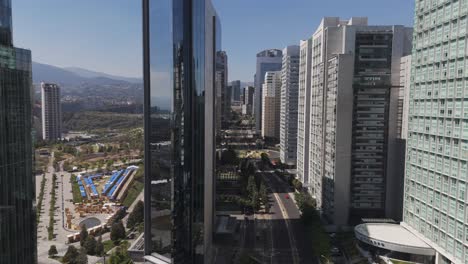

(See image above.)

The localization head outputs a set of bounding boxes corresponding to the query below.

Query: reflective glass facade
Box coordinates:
[0,0,12,46]
[143,0,219,263]
[0,0,35,262]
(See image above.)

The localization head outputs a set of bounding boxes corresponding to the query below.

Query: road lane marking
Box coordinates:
[272,192,300,264]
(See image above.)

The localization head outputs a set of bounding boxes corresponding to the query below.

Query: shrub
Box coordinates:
[48,245,58,258]
[110,220,126,243]
[127,201,144,228]
[84,235,97,255]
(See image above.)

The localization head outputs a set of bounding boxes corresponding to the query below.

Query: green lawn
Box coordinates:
[70,175,83,203]
[103,240,115,253]
[122,181,144,207]
[103,240,131,254]
[37,175,46,223]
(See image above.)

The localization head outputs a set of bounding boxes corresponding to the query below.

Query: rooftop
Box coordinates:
[355,223,435,256]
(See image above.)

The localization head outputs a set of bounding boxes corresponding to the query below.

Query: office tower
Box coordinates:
[302,17,413,225]
[242,86,255,115]
[400,1,468,262]
[254,49,283,132]
[0,0,12,46]
[280,45,300,165]
[142,0,220,263]
[231,80,241,102]
[225,84,232,123]
[261,71,281,139]
[216,51,228,130]
[41,82,62,141]
[297,39,312,191]
[0,0,36,263]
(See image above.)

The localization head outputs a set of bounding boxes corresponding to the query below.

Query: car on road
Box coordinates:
[285,194,289,199]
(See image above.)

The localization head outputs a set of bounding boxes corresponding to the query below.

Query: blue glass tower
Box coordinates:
[143,0,220,263]
[0,0,35,263]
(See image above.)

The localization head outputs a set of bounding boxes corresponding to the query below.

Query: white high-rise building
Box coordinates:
[41,82,62,141]
[298,17,413,225]
[261,71,281,139]
[400,1,468,263]
[297,39,313,190]
[280,45,300,165]
[255,49,283,132]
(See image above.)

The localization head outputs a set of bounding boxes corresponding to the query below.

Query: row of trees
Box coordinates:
[48,174,58,240]
[294,191,331,258]
[239,159,271,213]
[79,225,105,256]
[36,174,46,223]
[246,175,270,212]
[127,201,144,229]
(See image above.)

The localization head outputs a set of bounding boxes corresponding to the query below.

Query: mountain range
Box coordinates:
[33,61,253,88]
[32,62,142,86]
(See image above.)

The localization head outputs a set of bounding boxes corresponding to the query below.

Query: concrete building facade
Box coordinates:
[280,45,300,165]
[297,39,313,190]
[302,17,413,226]
[41,82,62,141]
[261,71,281,139]
[254,49,283,132]
[216,51,229,130]
[401,1,468,263]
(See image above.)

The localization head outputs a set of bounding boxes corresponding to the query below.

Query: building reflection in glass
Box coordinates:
[143,0,220,263]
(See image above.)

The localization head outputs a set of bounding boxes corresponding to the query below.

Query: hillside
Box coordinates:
[62,112,143,132]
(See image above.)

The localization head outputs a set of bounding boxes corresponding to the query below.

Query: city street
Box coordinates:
[36,154,81,264]
[239,167,317,264]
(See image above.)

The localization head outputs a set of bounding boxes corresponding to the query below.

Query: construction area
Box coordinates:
[65,165,140,242]
[75,165,139,202]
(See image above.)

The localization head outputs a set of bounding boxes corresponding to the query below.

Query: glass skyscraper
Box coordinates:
[0,0,36,263]
[142,0,220,263]
[402,0,468,263]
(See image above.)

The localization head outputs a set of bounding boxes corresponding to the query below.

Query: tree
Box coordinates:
[251,190,260,211]
[48,245,58,258]
[79,224,88,246]
[221,148,238,165]
[108,245,132,264]
[260,153,270,164]
[127,200,144,228]
[75,247,88,264]
[247,175,257,201]
[84,235,97,255]
[259,182,269,212]
[292,178,303,191]
[112,207,127,224]
[63,245,79,263]
[96,235,104,257]
[110,220,126,243]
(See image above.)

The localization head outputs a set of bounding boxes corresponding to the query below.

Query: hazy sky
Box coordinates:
[12,0,414,81]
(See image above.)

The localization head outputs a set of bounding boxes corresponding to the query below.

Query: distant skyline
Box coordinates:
[12,0,414,81]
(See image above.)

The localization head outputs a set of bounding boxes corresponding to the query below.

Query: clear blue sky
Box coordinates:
[12,0,414,81]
